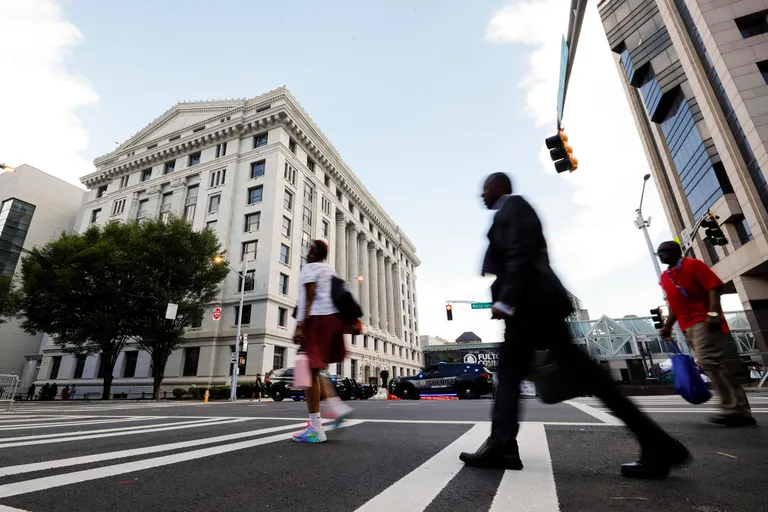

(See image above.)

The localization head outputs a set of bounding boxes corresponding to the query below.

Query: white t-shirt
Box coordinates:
[296,262,339,323]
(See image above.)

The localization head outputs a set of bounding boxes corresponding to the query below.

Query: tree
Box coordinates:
[0,274,14,324]
[16,224,139,399]
[126,217,228,400]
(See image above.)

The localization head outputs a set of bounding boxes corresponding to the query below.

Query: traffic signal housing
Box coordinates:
[545,129,578,173]
[446,304,453,321]
[650,307,664,330]
[701,212,727,246]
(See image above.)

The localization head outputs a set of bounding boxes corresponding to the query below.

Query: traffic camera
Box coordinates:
[545,129,578,173]
[650,307,664,330]
[446,304,453,321]
[701,212,727,246]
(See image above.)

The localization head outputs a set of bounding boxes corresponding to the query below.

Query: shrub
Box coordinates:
[172,388,186,399]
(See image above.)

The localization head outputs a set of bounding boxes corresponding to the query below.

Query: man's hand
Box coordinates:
[705,315,722,332]
[658,325,672,339]
[491,306,508,320]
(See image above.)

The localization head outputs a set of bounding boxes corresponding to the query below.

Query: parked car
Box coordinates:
[388,362,494,399]
[265,368,355,401]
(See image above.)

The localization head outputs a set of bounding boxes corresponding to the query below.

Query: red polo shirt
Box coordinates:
[660,257,728,332]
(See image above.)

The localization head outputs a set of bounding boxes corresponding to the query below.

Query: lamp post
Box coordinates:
[634,174,689,354]
[214,255,247,401]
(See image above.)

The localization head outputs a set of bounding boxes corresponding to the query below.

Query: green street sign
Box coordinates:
[471,302,493,310]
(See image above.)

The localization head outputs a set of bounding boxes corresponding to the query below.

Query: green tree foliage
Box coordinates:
[0,274,14,324]
[126,217,227,400]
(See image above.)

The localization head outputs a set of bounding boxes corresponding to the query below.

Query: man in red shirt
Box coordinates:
[657,241,755,427]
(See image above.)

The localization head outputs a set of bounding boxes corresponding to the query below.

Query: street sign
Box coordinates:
[471,302,493,310]
[212,307,222,321]
[557,36,569,123]
[165,303,178,320]
[230,352,237,363]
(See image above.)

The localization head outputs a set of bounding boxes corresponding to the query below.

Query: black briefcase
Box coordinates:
[528,350,582,404]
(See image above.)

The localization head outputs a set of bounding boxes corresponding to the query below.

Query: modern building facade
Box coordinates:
[0,164,84,381]
[599,0,768,364]
[37,87,422,396]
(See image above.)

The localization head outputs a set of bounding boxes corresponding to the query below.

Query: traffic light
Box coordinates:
[650,307,664,330]
[241,333,248,352]
[446,304,453,321]
[545,129,578,173]
[701,211,727,246]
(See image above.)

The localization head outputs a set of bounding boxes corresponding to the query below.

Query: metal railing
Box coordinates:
[0,374,20,411]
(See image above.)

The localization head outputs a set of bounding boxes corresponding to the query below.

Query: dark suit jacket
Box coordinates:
[486,195,574,318]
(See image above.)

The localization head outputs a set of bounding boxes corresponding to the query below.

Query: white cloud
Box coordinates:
[0,0,97,187]
[487,1,674,298]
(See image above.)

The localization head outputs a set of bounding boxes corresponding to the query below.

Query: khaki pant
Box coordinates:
[685,322,752,417]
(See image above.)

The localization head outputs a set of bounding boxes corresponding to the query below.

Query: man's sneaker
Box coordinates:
[292,423,327,443]
[710,414,757,427]
[323,401,353,429]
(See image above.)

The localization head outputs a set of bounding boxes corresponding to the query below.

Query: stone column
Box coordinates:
[358,234,370,325]
[335,215,347,279]
[377,251,388,332]
[368,243,379,328]
[347,224,358,298]
[385,257,395,335]
[393,263,403,339]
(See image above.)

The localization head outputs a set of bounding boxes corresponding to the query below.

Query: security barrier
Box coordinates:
[0,374,19,411]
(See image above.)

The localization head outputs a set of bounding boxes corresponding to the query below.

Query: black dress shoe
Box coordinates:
[459,444,523,470]
[621,438,691,480]
[710,414,757,427]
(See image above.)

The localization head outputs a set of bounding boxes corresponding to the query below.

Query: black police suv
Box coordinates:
[265,368,359,401]
[388,362,494,399]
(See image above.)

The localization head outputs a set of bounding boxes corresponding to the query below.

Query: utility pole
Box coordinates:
[231,259,247,401]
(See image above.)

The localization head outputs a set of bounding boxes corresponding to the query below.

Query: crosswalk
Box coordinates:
[572,393,768,414]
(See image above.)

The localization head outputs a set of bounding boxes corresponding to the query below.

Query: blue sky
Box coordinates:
[1,0,742,343]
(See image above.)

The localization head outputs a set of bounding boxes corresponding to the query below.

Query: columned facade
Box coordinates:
[358,234,370,325]
[368,243,379,328]
[335,214,347,280]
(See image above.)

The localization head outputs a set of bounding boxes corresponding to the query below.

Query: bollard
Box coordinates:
[204,389,210,403]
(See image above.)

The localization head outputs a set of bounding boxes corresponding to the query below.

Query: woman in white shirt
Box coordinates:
[293,240,352,443]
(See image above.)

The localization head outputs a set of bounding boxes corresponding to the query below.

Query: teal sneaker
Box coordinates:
[292,423,327,443]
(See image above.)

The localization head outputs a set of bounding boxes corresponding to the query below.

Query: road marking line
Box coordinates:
[586,408,768,413]
[0,505,32,512]
[0,418,242,448]
[0,416,155,431]
[0,421,308,477]
[354,423,489,511]
[490,423,559,512]
[0,420,363,499]
[564,400,623,425]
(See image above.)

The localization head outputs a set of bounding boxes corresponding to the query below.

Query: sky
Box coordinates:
[0,0,741,345]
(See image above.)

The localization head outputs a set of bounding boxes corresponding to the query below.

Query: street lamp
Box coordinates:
[357,275,364,298]
[213,255,248,401]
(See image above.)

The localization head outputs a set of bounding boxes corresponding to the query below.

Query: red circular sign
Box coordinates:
[212,307,222,320]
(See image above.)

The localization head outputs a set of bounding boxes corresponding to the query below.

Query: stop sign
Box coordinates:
[212,307,222,321]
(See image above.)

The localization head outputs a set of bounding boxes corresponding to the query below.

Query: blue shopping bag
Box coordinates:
[665,339,711,405]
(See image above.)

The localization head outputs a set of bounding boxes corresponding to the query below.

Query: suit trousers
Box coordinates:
[489,312,670,454]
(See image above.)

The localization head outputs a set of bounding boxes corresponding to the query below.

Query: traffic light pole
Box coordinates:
[230,259,247,401]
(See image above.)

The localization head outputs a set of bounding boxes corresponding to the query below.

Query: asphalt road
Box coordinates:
[0,394,766,512]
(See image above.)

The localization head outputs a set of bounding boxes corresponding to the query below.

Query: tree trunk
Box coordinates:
[102,363,114,400]
[151,351,169,401]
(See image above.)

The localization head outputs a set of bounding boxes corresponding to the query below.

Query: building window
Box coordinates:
[759,60,768,85]
[183,347,200,377]
[307,158,315,171]
[209,169,226,188]
[188,152,201,167]
[49,356,62,379]
[364,336,369,349]
[253,133,268,148]
[184,185,199,222]
[208,194,221,214]
[735,10,768,38]
[111,198,126,216]
[336,190,343,201]
[282,216,292,237]
[321,196,331,215]
[284,189,294,210]
[141,169,152,182]
[191,310,203,328]
[736,218,753,245]
[351,358,358,379]
[206,220,217,230]
[90,208,101,224]
[164,160,176,174]
[160,193,172,223]
[303,183,314,227]
[301,231,311,252]
[300,255,307,268]
[215,142,227,158]
[123,351,138,378]
[289,138,297,153]
[374,339,379,351]
[324,174,330,187]
[248,185,263,205]
[250,160,266,178]
[273,347,285,370]
[235,304,252,325]
[359,213,364,224]
[73,355,87,379]
[284,164,297,186]
[242,240,257,261]
[96,185,107,199]
[136,199,148,220]
[280,244,290,265]
[240,269,255,292]
[278,307,288,327]
[279,273,289,295]
[119,175,129,189]
[245,212,261,233]
[322,219,330,238]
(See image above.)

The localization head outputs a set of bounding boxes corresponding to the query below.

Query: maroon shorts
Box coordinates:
[303,314,347,370]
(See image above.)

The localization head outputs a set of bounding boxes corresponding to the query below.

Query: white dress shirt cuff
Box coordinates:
[493,302,515,316]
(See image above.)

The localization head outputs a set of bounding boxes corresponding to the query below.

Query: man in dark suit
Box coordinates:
[459,173,690,479]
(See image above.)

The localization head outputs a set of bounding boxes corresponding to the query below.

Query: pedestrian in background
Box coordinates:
[292,240,353,443]
[656,241,756,427]
[27,383,35,401]
[70,385,77,400]
[253,374,263,402]
[459,172,690,479]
